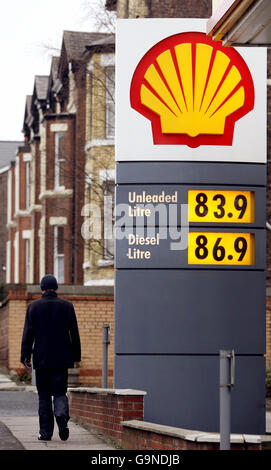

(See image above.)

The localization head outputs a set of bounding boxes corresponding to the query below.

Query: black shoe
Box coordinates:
[56,416,69,441]
[38,434,51,441]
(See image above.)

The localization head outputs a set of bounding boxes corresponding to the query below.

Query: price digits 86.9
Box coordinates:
[188,232,254,265]
[188,190,254,223]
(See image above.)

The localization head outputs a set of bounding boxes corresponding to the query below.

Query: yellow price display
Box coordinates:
[188,232,255,265]
[188,190,254,223]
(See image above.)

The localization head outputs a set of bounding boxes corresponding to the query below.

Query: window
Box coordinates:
[54,226,64,283]
[25,239,30,283]
[54,132,65,188]
[103,181,115,259]
[105,67,115,139]
[25,161,31,210]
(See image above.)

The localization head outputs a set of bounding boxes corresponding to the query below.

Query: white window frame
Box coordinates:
[15,157,20,214]
[53,225,65,284]
[14,232,19,284]
[25,161,31,210]
[25,238,30,283]
[6,241,11,284]
[54,132,65,189]
[105,66,115,139]
[7,170,12,226]
[103,180,115,261]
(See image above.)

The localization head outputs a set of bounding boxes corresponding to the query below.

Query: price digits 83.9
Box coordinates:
[188,190,254,223]
[188,232,254,265]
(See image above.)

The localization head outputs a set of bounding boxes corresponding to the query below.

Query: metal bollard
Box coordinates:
[102,324,110,388]
[219,349,235,450]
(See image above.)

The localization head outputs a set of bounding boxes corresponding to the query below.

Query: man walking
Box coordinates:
[20,274,81,441]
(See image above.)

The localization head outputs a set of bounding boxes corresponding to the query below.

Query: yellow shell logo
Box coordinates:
[130,32,254,148]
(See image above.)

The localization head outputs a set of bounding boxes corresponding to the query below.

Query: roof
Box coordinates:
[62,31,110,61]
[23,95,34,131]
[50,56,60,83]
[0,141,24,170]
[34,75,49,101]
[85,34,115,49]
[26,95,32,116]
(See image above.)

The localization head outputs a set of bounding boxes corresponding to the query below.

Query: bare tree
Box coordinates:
[81,0,116,32]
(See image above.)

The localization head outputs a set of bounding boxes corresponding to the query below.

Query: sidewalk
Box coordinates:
[0,371,116,450]
[0,416,115,450]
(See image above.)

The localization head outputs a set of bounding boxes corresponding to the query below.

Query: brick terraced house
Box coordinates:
[6,30,115,288]
[2,29,116,384]
[0,141,23,284]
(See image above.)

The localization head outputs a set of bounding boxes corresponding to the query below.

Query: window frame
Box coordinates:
[103,180,115,260]
[54,131,65,189]
[105,66,115,139]
[25,238,30,283]
[53,225,65,283]
[25,161,31,210]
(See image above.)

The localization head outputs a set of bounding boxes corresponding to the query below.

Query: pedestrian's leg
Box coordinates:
[35,369,54,440]
[52,369,69,440]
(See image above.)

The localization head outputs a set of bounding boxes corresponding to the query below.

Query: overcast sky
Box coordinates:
[0,0,106,141]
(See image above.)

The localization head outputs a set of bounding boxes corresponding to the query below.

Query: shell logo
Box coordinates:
[130,32,255,148]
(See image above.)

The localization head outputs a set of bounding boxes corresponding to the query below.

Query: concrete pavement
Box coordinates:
[0,371,115,450]
[0,416,115,450]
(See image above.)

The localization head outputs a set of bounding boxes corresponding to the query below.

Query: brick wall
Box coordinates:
[69,389,145,442]
[74,64,87,285]
[0,171,8,283]
[149,0,212,18]
[117,0,212,18]
[0,302,9,367]
[0,285,114,386]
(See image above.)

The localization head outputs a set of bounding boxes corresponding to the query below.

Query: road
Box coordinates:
[0,391,38,416]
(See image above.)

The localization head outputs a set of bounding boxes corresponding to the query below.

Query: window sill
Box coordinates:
[97,259,114,267]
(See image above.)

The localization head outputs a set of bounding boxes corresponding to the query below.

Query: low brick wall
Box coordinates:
[69,387,145,442]
[68,388,263,450]
[121,420,262,451]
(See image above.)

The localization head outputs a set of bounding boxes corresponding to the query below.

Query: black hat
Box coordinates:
[40,274,58,291]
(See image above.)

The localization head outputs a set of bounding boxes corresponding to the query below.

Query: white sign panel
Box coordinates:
[116,19,266,163]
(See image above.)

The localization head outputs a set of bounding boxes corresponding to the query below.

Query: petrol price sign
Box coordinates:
[188,232,254,265]
[188,189,254,223]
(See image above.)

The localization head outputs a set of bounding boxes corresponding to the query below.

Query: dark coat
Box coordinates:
[20,291,81,369]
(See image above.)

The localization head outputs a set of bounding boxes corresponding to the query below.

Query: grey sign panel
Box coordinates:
[116,162,267,186]
[115,227,265,270]
[115,270,266,354]
[116,185,266,228]
[114,354,265,435]
[115,158,266,433]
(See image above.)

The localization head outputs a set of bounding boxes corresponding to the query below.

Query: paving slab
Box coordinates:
[0,416,115,450]
[0,421,24,450]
